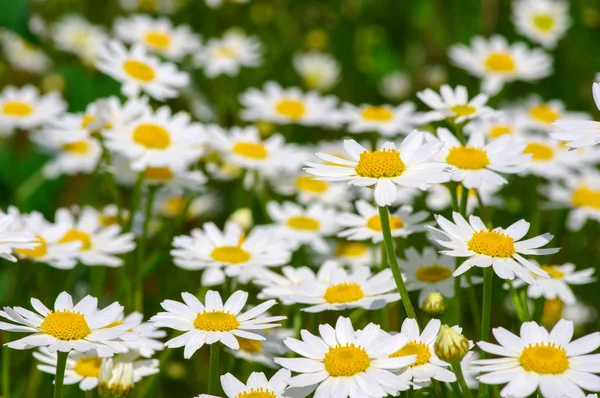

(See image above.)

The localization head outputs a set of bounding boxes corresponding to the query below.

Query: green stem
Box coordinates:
[2,332,9,398]
[125,172,144,233]
[208,344,221,394]
[378,206,417,320]
[519,290,531,321]
[451,360,472,398]
[474,190,491,227]
[465,273,481,337]
[459,185,469,216]
[508,281,526,322]
[478,267,494,398]
[134,186,157,312]
[454,273,461,326]
[53,351,69,398]
[293,309,303,339]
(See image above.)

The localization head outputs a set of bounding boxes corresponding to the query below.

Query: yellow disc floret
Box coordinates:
[40,311,92,340]
[232,142,269,159]
[416,264,453,283]
[361,106,394,121]
[520,343,569,374]
[323,344,371,376]
[287,216,320,231]
[210,246,251,264]
[467,230,515,257]
[74,357,102,377]
[571,186,600,209]
[59,229,92,251]
[484,52,516,73]
[133,123,171,149]
[324,283,365,304]
[390,341,431,367]
[275,99,306,120]
[446,146,490,170]
[194,311,239,332]
[123,60,156,82]
[355,149,406,178]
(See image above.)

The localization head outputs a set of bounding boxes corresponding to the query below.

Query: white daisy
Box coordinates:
[220,369,291,398]
[274,316,415,397]
[517,96,588,133]
[551,83,600,148]
[338,102,421,136]
[150,290,286,359]
[436,127,528,189]
[227,327,292,368]
[195,31,261,77]
[379,71,411,101]
[0,85,66,131]
[239,81,341,128]
[428,212,558,283]
[0,292,129,356]
[474,319,600,398]
[54,207,136,267]
[304,130,452,207]
[332,240,376,268]
[464,111,527,139]
[449,35,553,95]
[513,0,571,49]
[96,40,189,100]
[100,312,166,358]
[114,14,201,60]
[0,212,38,262]
[252,266,319,305]
[52,15,109,64]
[271,171,354,209]
[1,31,50,74]
[519,136,575,180]
[265,201,340,253]
[417,84,494,123]
[400,246,483,306]
[338,199,429,243]
[293,51,340,91]
[171,221,291,286]
[286,260,400,312]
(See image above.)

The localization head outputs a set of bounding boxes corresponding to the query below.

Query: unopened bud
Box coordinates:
[434,325,470,362]
[421,292,447,315]
[99,359,134,398]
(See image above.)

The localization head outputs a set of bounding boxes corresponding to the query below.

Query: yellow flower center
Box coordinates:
[355,149,406,178]
[193,311,239,332]
[274,99,306,120]
[446,146,490,170]
[99,215,119,226]
[133,123,171,149]
[210,246,251,264]
[236,337,263,353]
[324,282,365,304]
[484,52,516,73]
[323,344,371,377]
[541,298,563,327]
[287,216,320,231]
[529,105,559,124]
[390,341,431,367]
[59,229,92,251]
[361,106,394,121]
[40,311,92,340]
[451,105,477,117]
[334,242,368,257]
[2,101,33,117]
[215,46,238,58]
[123,60,156,82]
[102,320,125,329]
[236,389,277,398]
[144,31,171,49]
[144,167,174,181]
[81,114,95,129]
[63,140,90,154]
[366,215,404,231]
[295,176,328,193]
[467,230,515,257]
[520,343,569,374]
[232,141,268,159]
[540,265,564,279]
[416,264,453,283]
[533,14,555,32]
[571,186,600,209]
[489,124,513,138]
[16,235,47,258]
[164,197,187,216]
[523,143,554,160]
[74,357,102,378]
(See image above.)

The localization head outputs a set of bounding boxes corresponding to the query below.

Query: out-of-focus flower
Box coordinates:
[338,102,421,136]
[464,111,527,139]
[379,71,411,101]
[552,83,600,148]
[1,31,50,74]
[219,369,291,398]
[293,52,340,91]
[195,31,261,77]
[513,0,570,49]
[52,15,109,64]
[516,96,588,133]
[0,213,38,262]
[418,85,494,123]
[519,136,577,180]
[98,359,134,398]
[0,85,65,132]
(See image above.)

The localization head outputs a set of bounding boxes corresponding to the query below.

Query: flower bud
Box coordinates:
[99,358,134,398]
[434,325,470,362]
[421,292,447,316]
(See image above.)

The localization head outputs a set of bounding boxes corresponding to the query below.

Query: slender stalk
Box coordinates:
[451,360,472,398]
[134,186,157,312]
[507,281,529,322]
[454,273,462,326]
[474,190,491,227]
[54,351,69,398]
[292,309,303,339]
[465,273,481,337]
[459,185,469,216]
[208,344,221,394]
[2,332,9,398]
[378,206,417,320]
[478,267,494,398]
[125,172,144,233]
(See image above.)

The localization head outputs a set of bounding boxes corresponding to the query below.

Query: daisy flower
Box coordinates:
[417,84,494,123]
[511,261,595,305]
[265,201,340,253]
[195,31,261,77]
[220,369,291,398]
[304,130,451,207]
[293,51,340,91]
[150,290,286,359]
[449,35,552,95]
[436,128,529,189]
[338,102,421,136]
[520,136,575,180]
[332,240,376,268]
[52,15,109,64]
[286,260,400,312]
[54,207,136,267]
[33,348,159,391]
[171,221,291,286]
[252,266,319,305]
[101,312,166,358]
[114,14,201,60]
[464,111,527,139]
[239,81,341,128]
[428,212,559,283]
[1,31,50,74]
[0,291,129,356]
[0,213,38,262]
[227,327,292,368]
[551,83,600,148]
[271,171,354,209]
[400,247,483,306]
[104,103,204,171]
[379,71,411,101]
[474,319,600,398]
[0,85,66,131]
[517,96,588,133]
[96,40,188,100]
[513,0,570,49]
[338,199,429,243]
[274,316,415,397]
